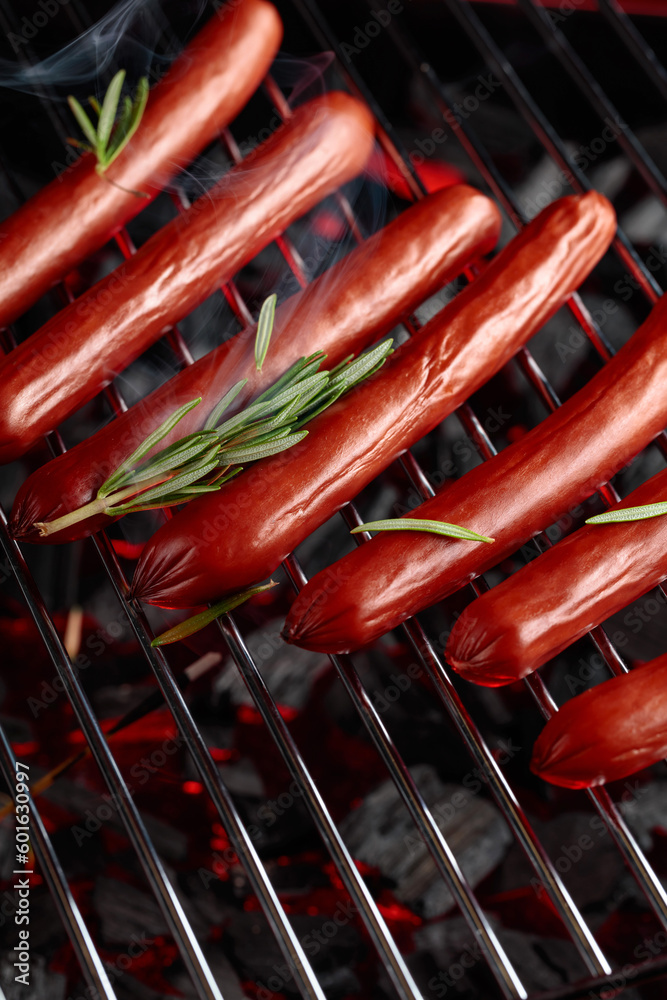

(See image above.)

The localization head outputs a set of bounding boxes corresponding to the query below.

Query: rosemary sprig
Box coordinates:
[34,332,394,538]
[350,518,495,543]
[586,502,667,525]
[68,69,149,195]
[151,581,277,646]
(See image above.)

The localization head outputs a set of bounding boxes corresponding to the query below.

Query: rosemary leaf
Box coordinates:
[97,69,125,157]
[203,380,247,431]
[122,431,219,486]
[214,374,327,443]
[106,93,133,155]
[228,397,308,444]
[350,518,495,543]
[218,431,308,464]
[106,449,221,511]
[255,294,277,371]
[116,94,133,131]
[104,103,133,163]
[39,332,396,537]
[204,466,243,487]
[291,386,346,428]
[104,76,149,168]
[250,352,326,406]
[109,496,201,515]
[120,480,241,512]
[268,391,308,427]
[586,502,667,525]
[99,398,202,497]
[254,373,330,414]
[327,354,354,379]
[151,581,278,646]
[229,425,297,449]
[67,95,98,149]
[290,353,330,384]
[171,484,226,496]
[329,340,393,390]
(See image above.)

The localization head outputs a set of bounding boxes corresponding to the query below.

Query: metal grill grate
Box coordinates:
[1,1,667,998]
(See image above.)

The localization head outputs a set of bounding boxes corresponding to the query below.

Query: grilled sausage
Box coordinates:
[11,185,502,543]
[128,192,616,610]
[0,0,282,329]
[446,465,667,685]
[282,204,667,657]
[0,92,375,464]
[531,654,667,788]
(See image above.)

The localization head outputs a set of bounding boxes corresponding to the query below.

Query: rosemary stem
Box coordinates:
[34,471,173,537]
[97,170,150,199]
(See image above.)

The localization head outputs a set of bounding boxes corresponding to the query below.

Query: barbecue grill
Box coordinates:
[1,0,667,997]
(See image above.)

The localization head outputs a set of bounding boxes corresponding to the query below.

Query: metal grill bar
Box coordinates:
[597,0,667,99]
[0,9,420,991]
[0,511,224,1000]
[290,0,430,201]
[364,0,651,384]
[0,726,116,1000]
[517,0,667,206]
[217,613,426,1000]
[325,451,615,977]
[442,0,663,301]
[92,534,328,1000]
[450,410,667,929]
[280,551,529,1000]
[2,0,667,996]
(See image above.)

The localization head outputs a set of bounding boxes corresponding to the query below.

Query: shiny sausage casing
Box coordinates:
[447,465,667,685]
[12,186,502,542]
[0,92,375,464]
[285,198,667,657]
[130,192,616,610]
[531,654,667,788]
[0,0,283,329]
